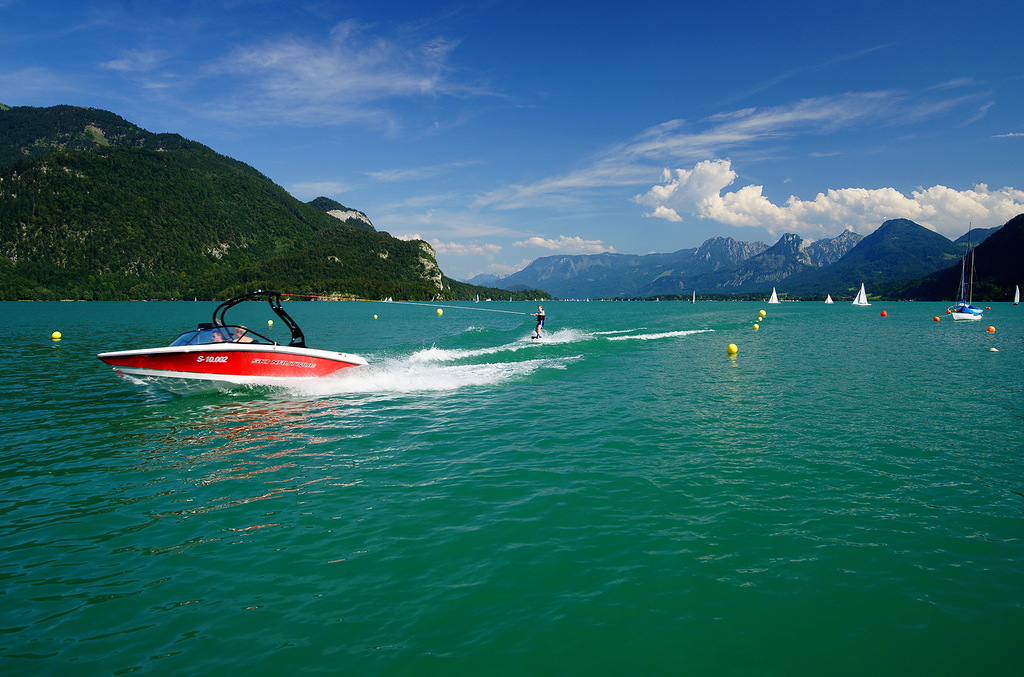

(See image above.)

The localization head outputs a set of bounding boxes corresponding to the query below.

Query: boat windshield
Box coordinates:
[169,326,262,346]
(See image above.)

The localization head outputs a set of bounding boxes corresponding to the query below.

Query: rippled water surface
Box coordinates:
[2,300,1023,675]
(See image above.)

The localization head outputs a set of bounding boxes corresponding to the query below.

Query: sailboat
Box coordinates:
[1014,285,1020,305]
[691,290,696,304]
[824,294,833,304]
[948,227,983,321]
[852,283,870,306]
[768,288,780,304]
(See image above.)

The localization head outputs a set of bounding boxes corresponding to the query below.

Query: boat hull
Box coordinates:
[98,343,367,387]
[950,311,983,321]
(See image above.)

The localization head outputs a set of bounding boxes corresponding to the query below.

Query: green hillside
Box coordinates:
[884,214,1024,301]
[0,105,545,301]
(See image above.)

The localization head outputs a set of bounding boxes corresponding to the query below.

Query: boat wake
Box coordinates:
[276,326,709,396]
[409,328,593,363]
[284,355,581,397]
[605,329,712,341]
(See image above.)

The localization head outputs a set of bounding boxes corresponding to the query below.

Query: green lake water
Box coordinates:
[2,299,1022,675]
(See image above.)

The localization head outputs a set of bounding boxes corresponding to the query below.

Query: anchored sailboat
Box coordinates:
[948,227,983,321]
[852,283,870,306]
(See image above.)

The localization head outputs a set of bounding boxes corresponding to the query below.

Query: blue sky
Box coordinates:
[2,0,1022,280]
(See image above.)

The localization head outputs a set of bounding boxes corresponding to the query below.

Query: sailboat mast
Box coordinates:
[966,223,974,304]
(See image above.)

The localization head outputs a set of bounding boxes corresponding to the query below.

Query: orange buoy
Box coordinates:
[987,326,996,333]
[933,316,940,322]
[985,307,991,310]
[880,310,888,317]
[946,309,952,314]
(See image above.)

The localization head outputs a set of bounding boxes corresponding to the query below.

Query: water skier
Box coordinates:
[533,305,546,338]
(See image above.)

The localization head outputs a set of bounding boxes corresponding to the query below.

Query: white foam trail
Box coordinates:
[529,328,592,344]
[409,328,593,362]
[284,355,581,397]
[409,343,531,363]
[605,329,713,341]
[592,329,645,335]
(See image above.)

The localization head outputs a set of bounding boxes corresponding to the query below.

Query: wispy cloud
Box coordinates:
[102,49,171,73]
[205,20,489,127]
[369,161,480,182]
[475,88,986,213]
[993,132,1024,138]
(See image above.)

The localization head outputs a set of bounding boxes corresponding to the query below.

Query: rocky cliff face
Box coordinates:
[806,229,863,266]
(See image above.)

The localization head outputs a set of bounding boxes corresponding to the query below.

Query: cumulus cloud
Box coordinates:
[635,158,1024,239]
[513,235,614,253]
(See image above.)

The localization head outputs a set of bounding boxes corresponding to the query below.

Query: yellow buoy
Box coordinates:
[752,324,759,330]
[727,343,738,355]
[758,309,766,317]
[267,319,274,327]
[51,331,62,341]
[436,308,444,316]
[373,314,378,319]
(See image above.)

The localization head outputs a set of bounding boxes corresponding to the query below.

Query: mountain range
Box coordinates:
[1,104,1018,302]
[471,217,1020,300]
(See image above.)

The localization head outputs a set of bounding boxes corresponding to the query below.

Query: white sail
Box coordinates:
[768,288,780,304]
[852,283,870,306]
[824,294,833,304]
[1015,285,1020,305]
[692,291,696,304]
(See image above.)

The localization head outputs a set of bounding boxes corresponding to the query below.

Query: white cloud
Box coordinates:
[635,158,1024,239]
[513,235,614,254]
[993,132,1024,138]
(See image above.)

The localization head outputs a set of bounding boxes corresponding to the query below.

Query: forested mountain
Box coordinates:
[884,214,1024,301]
[0,105,545,301]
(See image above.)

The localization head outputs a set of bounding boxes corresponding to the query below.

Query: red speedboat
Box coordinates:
[97,291,367,390]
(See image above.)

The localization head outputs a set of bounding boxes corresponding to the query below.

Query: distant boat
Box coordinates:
[852,283,870,306]
[948,226,983,321]
[691,290,696,304]
[824,294,834,304]
[1014,285,1020,305]
[768,288,780,304]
